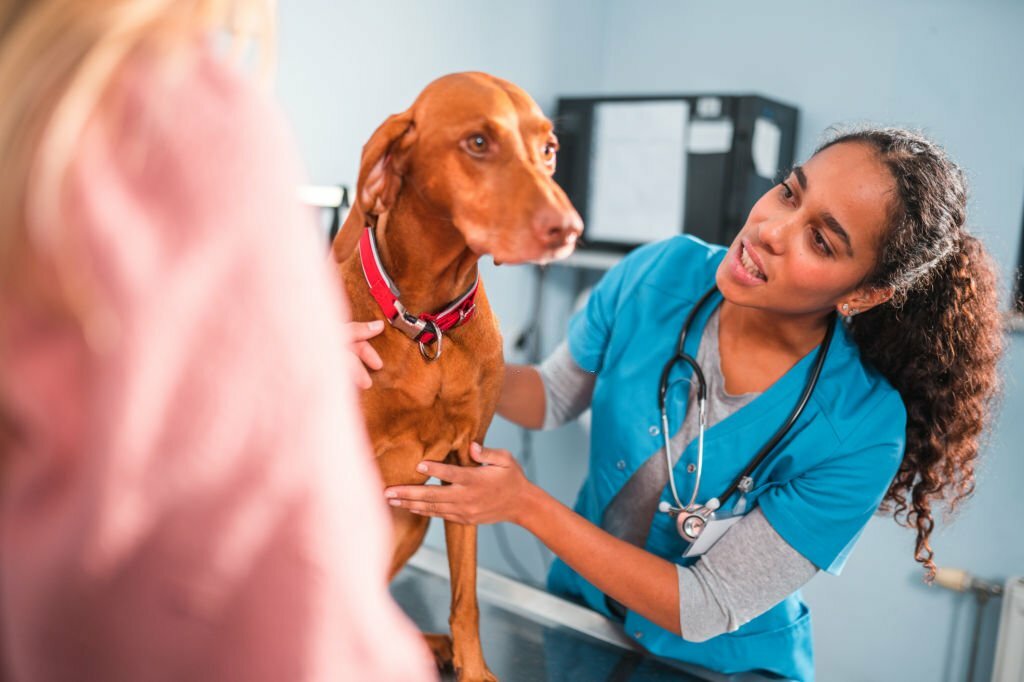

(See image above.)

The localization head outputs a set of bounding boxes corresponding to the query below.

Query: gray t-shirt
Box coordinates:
[601,308,758,547]
[537,308,818,641]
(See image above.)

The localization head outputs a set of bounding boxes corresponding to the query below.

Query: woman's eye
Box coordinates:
[779,181,794,200]
[812,229,834,257]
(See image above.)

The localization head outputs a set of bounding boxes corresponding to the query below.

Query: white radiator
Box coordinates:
[993,577,1024,682]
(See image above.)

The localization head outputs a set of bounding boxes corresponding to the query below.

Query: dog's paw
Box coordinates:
[453,666,498,682]
[424,633,454,670]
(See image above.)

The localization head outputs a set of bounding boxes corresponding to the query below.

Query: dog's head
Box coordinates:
[350,72,582,265]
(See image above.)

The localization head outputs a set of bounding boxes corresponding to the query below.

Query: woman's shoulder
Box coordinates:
[96,42,303,225]
[111,41,287,144]
[812,323,907,449]
[614,235,727,297]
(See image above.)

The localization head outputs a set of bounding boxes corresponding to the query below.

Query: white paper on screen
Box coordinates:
[586,101,690,245]
[752,117,782,179]
[688,119,734,154]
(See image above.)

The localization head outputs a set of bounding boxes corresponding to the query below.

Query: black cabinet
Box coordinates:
[553,94,799,252]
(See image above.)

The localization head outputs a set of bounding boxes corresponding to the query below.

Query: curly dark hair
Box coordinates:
[817,128,1004,580]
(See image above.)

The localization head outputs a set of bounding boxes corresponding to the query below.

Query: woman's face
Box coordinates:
[716,141,896,317]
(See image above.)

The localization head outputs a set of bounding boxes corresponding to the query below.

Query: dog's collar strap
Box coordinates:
[358,227,478,347]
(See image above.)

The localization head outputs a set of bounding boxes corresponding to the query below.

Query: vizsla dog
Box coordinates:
[331,73,582,682]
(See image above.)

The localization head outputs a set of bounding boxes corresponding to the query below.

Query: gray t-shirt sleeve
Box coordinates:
[677,506,818,642]
[536,341,596,430]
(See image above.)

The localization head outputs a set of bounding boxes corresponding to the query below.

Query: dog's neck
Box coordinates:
[371,191,481,316]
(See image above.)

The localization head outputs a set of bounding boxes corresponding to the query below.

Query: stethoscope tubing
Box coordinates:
[658,284,836,515]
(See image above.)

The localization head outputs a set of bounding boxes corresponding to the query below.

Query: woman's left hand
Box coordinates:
[384,443,530,525]
[347,320,385,389]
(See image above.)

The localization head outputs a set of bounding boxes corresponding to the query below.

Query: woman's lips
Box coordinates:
[732,240,767,284]
[741,238,767,278]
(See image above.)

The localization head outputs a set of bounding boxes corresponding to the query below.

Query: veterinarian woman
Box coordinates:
[385,128,1006,680]
[0,1,434,679]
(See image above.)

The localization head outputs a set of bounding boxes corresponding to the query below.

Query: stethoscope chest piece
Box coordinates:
[677,511,707,542]
[660,499,720,542]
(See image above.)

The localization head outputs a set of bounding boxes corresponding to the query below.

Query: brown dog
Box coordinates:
[331,73,582,681]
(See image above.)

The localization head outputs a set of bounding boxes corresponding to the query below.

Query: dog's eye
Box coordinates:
[465,134,489,155]
[541,140,558,167]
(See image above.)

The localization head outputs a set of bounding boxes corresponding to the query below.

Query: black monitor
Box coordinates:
[553,94,798,252]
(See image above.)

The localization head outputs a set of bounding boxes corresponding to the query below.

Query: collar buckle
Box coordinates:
[390,300,429,341]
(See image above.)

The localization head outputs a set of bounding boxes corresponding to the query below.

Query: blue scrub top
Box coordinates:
[547,236,906,682]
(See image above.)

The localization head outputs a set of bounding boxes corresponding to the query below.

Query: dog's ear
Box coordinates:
[357,109,417,215]
[332,110,416,262]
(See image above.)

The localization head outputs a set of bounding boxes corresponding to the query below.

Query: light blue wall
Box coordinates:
[277,0,606,183]
[277,2,1024,680]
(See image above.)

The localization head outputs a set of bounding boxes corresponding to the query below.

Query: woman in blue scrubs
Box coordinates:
[384,128,1005,680]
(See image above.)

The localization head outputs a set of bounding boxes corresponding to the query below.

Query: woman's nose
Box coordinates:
[757,218,789,253]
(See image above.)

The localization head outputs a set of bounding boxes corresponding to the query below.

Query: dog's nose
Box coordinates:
[534,205,583,246]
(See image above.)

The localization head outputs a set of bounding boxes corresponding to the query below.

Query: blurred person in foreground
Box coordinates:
[0,1,435,679]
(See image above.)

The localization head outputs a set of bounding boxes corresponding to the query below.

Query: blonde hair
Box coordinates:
[0,0,274,316]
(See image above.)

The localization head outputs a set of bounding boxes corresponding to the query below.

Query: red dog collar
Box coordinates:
[358,227,478,358]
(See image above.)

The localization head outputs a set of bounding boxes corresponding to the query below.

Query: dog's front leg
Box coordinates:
[444,514,497,682]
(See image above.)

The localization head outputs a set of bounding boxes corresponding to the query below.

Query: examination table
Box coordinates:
[392,547,773,681]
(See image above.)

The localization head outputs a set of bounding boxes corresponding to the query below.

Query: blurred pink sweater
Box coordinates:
[0,46,435,681]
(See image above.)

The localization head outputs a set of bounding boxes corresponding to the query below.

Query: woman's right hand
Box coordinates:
[348,320,385,389]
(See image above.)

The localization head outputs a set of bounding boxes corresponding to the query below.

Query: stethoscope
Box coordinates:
[656,284,837,543]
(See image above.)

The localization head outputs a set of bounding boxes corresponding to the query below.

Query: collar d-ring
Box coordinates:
[418,321,443,361]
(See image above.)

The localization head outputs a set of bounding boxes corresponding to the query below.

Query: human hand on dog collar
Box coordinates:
[347,320,385,389]
[383,443,532,526]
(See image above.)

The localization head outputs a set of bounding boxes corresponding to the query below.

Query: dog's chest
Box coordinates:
[377,326,501,405]
[361,319,504,452]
